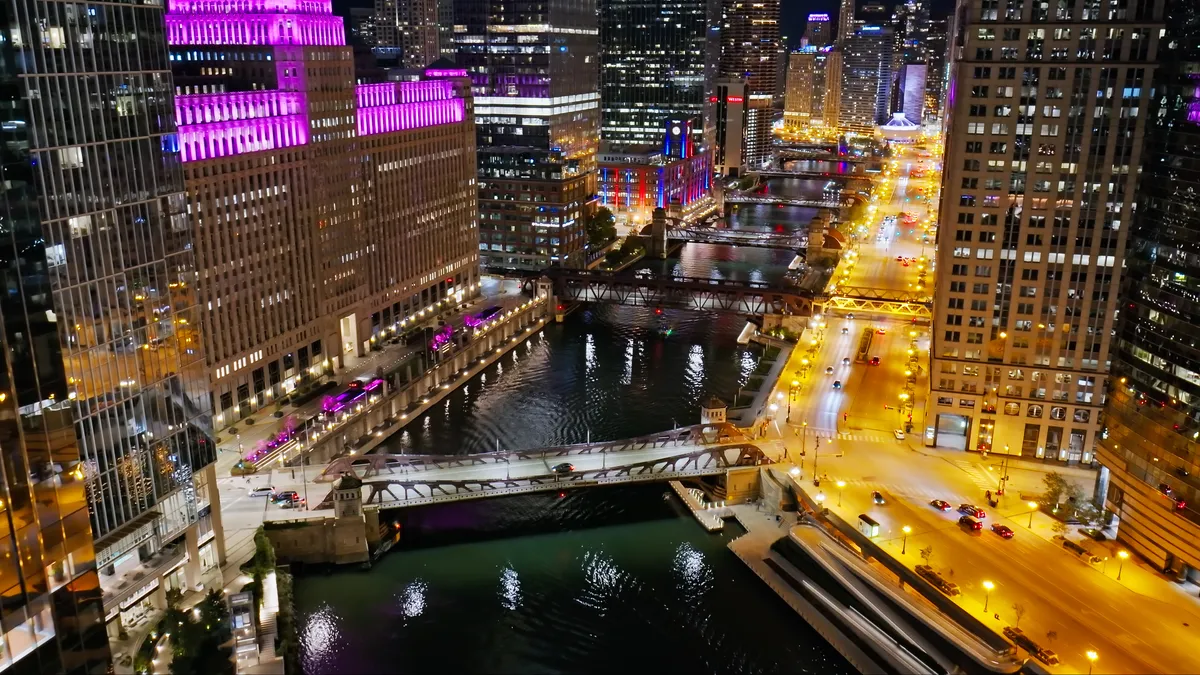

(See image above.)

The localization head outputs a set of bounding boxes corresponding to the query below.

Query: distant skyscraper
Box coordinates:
[376,0,440,67]
[1098,1,1199,579]
[438,0,455,59]
[896,63,927,124]
[839,24,892,132]
[837,0,855,44]
[350,7,378,46]
[923,18,948,123]
[806,13,832,47]
[929,0,1161,463]
[714,79,748,176]
[456,0,600,270]
[822,49,843,129]
[720,0,780,167]
[600,0,720,148]
[784,50,816,130]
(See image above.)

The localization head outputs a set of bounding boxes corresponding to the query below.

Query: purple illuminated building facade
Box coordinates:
[167,0,480,426]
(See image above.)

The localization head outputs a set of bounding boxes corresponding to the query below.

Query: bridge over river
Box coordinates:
[303,423,772,510]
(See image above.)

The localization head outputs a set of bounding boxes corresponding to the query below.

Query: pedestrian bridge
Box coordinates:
[311,424,773,509]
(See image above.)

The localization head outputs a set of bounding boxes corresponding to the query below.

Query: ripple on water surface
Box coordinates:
[294,485,852,675]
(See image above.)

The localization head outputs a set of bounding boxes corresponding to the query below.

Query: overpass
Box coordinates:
[544,268,819,316]
[669,226,807,250]
[725,194,846,208]
[311,424,772,509]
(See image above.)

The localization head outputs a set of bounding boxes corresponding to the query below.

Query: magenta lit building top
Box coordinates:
[167,0,468,160]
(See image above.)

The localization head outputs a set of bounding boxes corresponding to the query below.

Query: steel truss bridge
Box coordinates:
[545,269,819,316]
[819,286,933,320]
[669,226,807,250]
[311,424,772,509]
[725,194,846,209]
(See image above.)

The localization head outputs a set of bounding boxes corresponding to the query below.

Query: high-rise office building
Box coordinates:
[599,0,720,148]
[895,63,927,124]
[924,18,949,123]
[839,24,892,132]
[784,50,817,130]
[806,13,833,47]
[720,0,780,168]
[714,79,748,176]
[438,0,455,60]
[928,0,1162,464]
[1097,4,1199,579]
[350,7,378,47]
[375,0,440,68]
[822,49,843,129]
[0,0,227,666]
[837,0,856,44]
[455,0,600,270]
[169,0,479,423]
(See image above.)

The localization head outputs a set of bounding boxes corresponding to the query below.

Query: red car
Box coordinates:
[930,499,952,511]
[958,504,986,519]
[870,356,881,365]
[991,523,1014,539]
[876,328,886,335]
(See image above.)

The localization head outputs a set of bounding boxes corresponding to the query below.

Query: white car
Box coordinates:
[893,429,906,440]
[248,485,274,497]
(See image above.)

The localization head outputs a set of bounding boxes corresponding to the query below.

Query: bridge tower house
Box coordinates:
[649,207,670,259]
[332,473,364,519]
[701,397,728,425]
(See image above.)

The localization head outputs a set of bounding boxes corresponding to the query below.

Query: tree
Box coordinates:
[585,207,617,248]
[1045,630,1058,645]
[1051,519,1068,537]
[919,545,934,566]
[1012,602,1026,628]
[1041,471,1070,506]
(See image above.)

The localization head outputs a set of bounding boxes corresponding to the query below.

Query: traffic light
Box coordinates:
[654,307,663,316]
[556,304,564,312]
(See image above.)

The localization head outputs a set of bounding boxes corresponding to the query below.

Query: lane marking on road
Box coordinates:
[952,459,997,494]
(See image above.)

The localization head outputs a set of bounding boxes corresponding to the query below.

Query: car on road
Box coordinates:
[1078,527,1107,541]
[841,327,849,334]
[958,504,986,519]
[825,366,834,374]
[869,356,881,365]
[273,490,300,504]
[249,486,274,497]
[930,499,952,511]
[551,463,575,474]
[872,491,886,505]
[892,429,905,440]
[875,328,886,335]
[1034,649,1060,666]
[842,357,851,366]
[280,496,307,509]
[958,515,983,532]
[1003,627,1038,652]
[991,523,1014,539]
[832,380,842,389]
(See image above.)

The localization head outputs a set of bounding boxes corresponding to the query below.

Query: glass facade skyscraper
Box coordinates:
[456,0,600,270]
[0,0,215,668]
[1097,2,1200,580]
[599,0,721,149]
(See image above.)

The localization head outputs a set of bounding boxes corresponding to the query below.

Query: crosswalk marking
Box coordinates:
[798,427,894,444]
[953,459,998,493]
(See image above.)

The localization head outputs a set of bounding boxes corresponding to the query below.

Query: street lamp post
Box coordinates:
[1117,550,1129,580]
[982,580,994,613]
[1027,501,1038,528]
[1086,650,1098,675]
[901,525,911,554]
[837,480,846,507]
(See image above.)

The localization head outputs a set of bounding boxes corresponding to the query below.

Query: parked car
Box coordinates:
[958,504,986,519]
[929,499,952,511]
[1078,527,1107,541]
[249,486,274,498]
[958,515,983,532]
[991,523,1014,539]
[1035,649,1060,665]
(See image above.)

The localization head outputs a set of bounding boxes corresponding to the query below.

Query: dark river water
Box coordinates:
[292,179,851,675]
